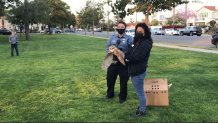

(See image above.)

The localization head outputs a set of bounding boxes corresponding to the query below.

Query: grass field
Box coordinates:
[0,34,218,122]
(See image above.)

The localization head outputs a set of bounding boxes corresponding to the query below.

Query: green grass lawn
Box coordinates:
[0,34,218,122]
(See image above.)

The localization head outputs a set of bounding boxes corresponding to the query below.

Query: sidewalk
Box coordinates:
[75,33,218,54]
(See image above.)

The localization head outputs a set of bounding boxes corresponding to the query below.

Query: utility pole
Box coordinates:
[92,0,95,35]
[107,0,111,38]
[185,2,188,26]
[172,6,175,28]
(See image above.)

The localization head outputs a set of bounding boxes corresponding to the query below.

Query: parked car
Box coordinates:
[0,28,12,35]
[179,26,202,36]
[94,28,102,32]
[151,28,165,35]
[165,28,180,35]
[64,28,75,33]
[46,28,62,34]
[126,28,135,37]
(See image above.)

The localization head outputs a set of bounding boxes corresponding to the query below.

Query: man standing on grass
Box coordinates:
[105,21,133,104]
[9,30,19,56]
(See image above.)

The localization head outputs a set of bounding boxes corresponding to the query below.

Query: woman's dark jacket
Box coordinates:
[124,39,152,76]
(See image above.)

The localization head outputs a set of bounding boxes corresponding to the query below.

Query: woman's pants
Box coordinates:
[131,72,146,112]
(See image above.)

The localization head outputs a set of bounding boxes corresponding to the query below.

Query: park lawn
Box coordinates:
[0,34,218,122]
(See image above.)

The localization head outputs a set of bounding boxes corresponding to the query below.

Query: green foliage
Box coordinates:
[111,0,131,20]
[150,19,159,26]
[165,15,186,25]
[7,0,47,25]
[7,0,76,28]
[128,0,186,16]
[209,20,216,28]
[0,0,20,16]
[0,34,218,122]
[77,0,104,29]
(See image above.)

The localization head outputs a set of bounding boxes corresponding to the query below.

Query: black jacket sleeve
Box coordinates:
[125,41,151,64]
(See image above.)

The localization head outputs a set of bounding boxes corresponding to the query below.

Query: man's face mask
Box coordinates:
[116,29,125,34]
[116,23,126,35]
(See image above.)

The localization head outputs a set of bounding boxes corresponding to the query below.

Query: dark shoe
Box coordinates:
[119,99,126,104]
[135,106,140,113]
[105,95,114,99]
[135,110,146,117]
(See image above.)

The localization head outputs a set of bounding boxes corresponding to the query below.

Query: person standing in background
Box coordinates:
[9,30,19,56]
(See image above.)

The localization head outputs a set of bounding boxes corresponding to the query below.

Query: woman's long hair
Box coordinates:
[134,23,153,45]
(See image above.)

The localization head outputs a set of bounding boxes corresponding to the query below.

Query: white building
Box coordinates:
[149,0,206,26]
[195,6,218,26]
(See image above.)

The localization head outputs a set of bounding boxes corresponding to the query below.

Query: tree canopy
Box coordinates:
[128,0,187,16]
[77,0,104,29]
[109,0,187,23]
[0,0,20,16]
[111,0,131,20]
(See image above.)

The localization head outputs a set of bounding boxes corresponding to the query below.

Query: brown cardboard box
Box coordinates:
[144,78,169,106]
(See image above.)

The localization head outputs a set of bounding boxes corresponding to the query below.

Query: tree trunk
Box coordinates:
[2,18,4,28]
[0,16,5,28]
[24,23,30,40]
[48,23,51,35]
[24,0,30,40]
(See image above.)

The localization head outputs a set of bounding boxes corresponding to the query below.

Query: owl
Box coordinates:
[101,45,125,71]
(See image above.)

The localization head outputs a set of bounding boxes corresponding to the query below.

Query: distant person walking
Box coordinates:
[9,30,19,56]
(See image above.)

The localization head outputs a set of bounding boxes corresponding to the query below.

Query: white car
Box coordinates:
[165,28,180,35]
[151,28,165,35]
[126,29,135,37]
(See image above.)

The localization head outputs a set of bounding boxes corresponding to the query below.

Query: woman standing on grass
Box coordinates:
[124,23,153,117]
[9,30,19,56]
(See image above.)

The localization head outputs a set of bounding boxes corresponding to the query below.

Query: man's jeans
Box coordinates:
[131,72,146,112]
[11,43,19,56]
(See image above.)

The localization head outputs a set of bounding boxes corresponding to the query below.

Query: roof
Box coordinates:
[197,6,217,12]
[204,6,217,11]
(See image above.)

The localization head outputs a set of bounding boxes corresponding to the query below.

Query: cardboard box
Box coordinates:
[144,78,169,106]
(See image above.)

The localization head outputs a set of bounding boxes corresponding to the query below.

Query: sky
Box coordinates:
[62,0,218,23]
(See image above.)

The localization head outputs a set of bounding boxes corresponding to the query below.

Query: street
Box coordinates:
[75,31,216,49]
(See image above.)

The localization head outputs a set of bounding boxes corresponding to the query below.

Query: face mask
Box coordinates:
[116,29,125,34]
[135,32,144,39]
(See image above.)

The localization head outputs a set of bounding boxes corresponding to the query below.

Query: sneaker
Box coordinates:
[135,106,140,113]
[135,110,146,117]
[105,95,114,99]
[119,99,126,104]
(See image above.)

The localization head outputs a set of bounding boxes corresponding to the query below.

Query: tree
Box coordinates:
[7,0,50,39]
[77,0,104,31]
[150,19,159,26]
[209,20,216,28]
[36,0,76,34]
[111,0,131,20]
[0,0,20,28]
[165,15,185,25]
[65,13,76,28]
[0,0,20,16]
[127,0,187,25]
[176,8,196,22]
